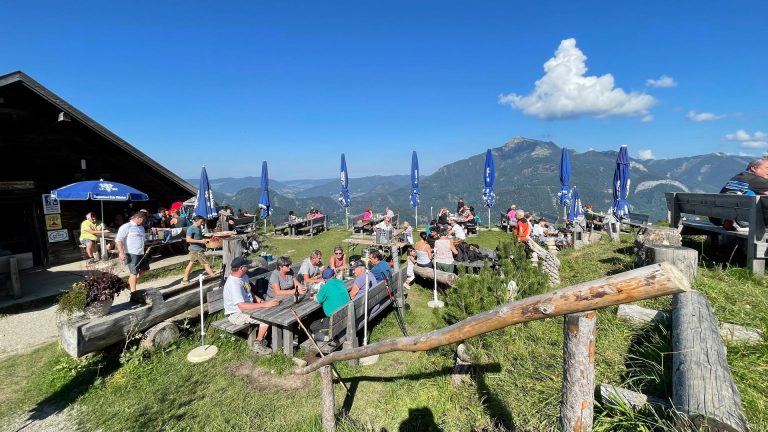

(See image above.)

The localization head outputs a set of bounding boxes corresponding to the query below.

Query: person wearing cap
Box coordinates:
[309,267,351,337]
[348,258,377,300]
[223,256,279,355]
[115,212,149,292]
[181,215,216,284]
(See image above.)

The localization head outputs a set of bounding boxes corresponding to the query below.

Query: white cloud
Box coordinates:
[646,75,678,88]
[641,115,654,123]
[686,110,725,122]
[498,38,656,119]
[638,149,656,160]
[725,129,768,149]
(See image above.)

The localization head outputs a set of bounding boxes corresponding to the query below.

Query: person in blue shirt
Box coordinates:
[369,249,391,282]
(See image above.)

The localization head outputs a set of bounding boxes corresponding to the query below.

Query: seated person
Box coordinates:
[368,250,391,282]
[348,259,376,299]
[404,247,417,290]
[237,209,245,218]
[307,208,318,220]
[222,256,279,355]
[362,208,373,222]
[80,212,108,262]
[531,218,546,240]
[384,207,395,219]
[329,245,348,274]
[309,268,351,338]
[266,255,306,300]
[414,231,433,268]
[297,250,324,291]
[401,221,414,245]
[433,228,458,273]
[376,216,393,232]
[437,208,450,226]
[712,157,768,228]
[448,218,466,242]
[287,210,298,223]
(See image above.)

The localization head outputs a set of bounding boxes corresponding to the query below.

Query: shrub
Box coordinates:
[58,271,129,316]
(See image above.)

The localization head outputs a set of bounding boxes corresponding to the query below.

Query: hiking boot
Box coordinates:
[250,339,271,355]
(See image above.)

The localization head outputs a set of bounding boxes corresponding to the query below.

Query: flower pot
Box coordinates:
[84,299,113,319]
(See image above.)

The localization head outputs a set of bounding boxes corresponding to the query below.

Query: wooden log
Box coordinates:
[617,304,671,325]
[618,304,764,345]
[59,280,220,357]
[140,321,179,351]
[599,384,672,411]
[343,302,358,367]
[560,311,596,432]
[412,265,458,287]
[295,262,690,374]
[320,365,336,432]
[640,245,697,285]
[672,292,749,432]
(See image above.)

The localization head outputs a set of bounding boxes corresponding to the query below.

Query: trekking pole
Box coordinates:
[289,309,350,395]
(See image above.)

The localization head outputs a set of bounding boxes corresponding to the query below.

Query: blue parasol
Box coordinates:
[410,151,420,225]
[611,145,631,218]
[568,186,583,222]
[338,154,351,208]
[52,179,149,257]
[193,166,218,220]
[258,161,271,221]
[558,147,571,208]
[482,149,496,230]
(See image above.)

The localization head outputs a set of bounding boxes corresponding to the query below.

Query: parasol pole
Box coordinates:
[427,258,444,308]
[345,207,349,230]
[187,274,218,362]
[488,207,491,231]
[99,199,107,260]
[415,208,418,229]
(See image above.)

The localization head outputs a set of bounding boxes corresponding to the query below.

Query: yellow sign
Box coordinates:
[45,214,62,230]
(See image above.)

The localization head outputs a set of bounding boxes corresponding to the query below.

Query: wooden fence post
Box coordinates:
[320,365,336,432]
[560,311,596,432]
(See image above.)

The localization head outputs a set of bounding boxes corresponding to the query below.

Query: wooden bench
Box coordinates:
[300,268,403,356]
[666,192,768,277]
[295,215,327,237]
[232,216,258,234]
[499,212,513,232]
[622,212,650,228]
[207,264,281,336]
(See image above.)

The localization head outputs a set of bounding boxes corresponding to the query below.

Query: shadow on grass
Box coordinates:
[475,363,516,431]
[398,406,442,431]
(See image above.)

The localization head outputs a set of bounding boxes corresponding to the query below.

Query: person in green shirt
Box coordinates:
[309,267,350,337]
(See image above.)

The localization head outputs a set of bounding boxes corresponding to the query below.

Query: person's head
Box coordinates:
[538,218,546,225]
[322,267,335,280]
[369,250,382,264]
[407,247,417,258]
[276,255,292,272]
[130,212,146,223]
[419,231,428,241]
[192,215,205,226]
[402,221,409,228]
[85,212,96,221]
[289,210,294,216]
[515,209,524,219]
[448,218,456,226]
[333,245,344,258]
[309,250,322,265]
[366,208,371,212]
[439,227,449,237]
[230,256,251,275]
[524,213,531,220]
[384,216,391,224]
[351,259,366,276]
[747,158,768,179]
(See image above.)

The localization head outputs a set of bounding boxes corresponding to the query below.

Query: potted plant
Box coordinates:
[58,270,129,318]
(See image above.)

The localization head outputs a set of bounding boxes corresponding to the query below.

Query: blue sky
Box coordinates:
[2,1,766,180]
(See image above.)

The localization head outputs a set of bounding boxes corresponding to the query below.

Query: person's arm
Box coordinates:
[348,283,360,299]
[237,298,278,311]
[185,229,206,246]
[450,242,458,255]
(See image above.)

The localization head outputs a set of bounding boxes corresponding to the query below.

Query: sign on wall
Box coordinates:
[42,194,60,214]
[47,229,69,243]
[45,214,62,230]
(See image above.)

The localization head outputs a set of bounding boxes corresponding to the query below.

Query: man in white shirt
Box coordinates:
[223,256,279,355]
[376,216,393,232]
[115,212,148,292]
[448,218,466,242]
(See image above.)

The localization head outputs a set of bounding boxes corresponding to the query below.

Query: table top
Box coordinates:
[249,294,322,327]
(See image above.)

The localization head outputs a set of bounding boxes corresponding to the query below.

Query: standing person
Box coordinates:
[414,232,433,268]
[309,268,351,338]
[401,221,414,245]
[79,211,108,263]
[115,212,148,292]
[404,247,417,290]
[384,207,395,219]
[348,259,376,299]
[181,215,216,284]
[266,255,306,300]
[456,198,465,215]
[223,256,279,355]
[368,250,391,282]
[433,228,458,273]
[329,245,348,275]
[513,210,531,242]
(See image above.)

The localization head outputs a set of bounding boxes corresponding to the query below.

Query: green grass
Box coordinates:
[1,228,766,431]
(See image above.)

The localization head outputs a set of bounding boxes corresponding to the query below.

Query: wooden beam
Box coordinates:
[295,262,690,374]
[672,292,749,432]
[412,265,458,287]
[560,311,596,432]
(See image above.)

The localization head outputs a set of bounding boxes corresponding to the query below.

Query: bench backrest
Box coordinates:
[625,212,650,225]
[327,269,403,340]
[310,215,327,228]
[666,192,768,227]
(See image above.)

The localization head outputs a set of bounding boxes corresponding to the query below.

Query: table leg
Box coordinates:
[272,325,282,353]
[283,326,294,356]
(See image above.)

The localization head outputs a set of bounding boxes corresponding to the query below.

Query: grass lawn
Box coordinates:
[1,228,766,431]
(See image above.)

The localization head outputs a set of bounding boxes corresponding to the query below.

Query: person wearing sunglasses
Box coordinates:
[328,245,347,275]
[266,255,306,300]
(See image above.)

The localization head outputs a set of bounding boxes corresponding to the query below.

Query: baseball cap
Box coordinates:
[349,259,366,268]
[231,256,252,268]
[322,267,335,279]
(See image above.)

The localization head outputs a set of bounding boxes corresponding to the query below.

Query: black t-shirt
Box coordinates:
[720,171,768,195]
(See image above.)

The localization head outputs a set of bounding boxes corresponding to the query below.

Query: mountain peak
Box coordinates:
[502,136,557,151]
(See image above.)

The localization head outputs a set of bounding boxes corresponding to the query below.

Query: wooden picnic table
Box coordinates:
[249,294,322,356]
[342,235,407,254]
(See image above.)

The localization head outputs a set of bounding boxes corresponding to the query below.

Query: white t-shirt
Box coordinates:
[451,224,466,240]
[223,275,253,315]
[376,221,393,231]
[532,224,545,237]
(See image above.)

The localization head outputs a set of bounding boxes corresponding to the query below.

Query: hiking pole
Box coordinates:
[289,308,350,395]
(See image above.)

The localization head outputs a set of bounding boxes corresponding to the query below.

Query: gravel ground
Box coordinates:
[4,406,78,432]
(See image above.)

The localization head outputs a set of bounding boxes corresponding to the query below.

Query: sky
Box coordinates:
[2,1,767,180]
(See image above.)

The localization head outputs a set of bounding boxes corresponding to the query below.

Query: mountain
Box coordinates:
[213,137,750,226]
